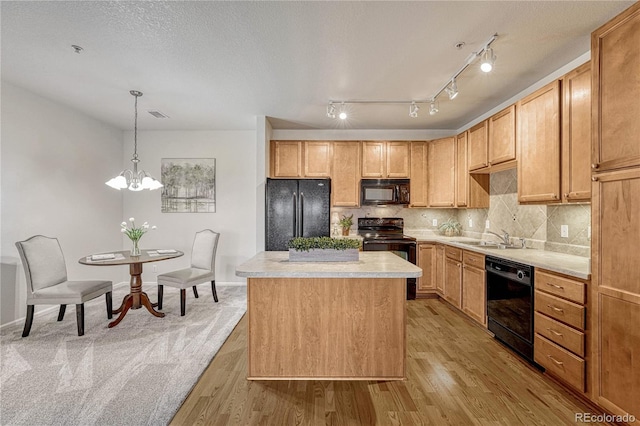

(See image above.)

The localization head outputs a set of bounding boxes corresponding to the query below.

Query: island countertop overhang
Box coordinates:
[236,251,422,279]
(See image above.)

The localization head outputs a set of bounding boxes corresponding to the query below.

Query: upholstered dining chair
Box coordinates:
[157,229,219,316]
[15,235,113,337]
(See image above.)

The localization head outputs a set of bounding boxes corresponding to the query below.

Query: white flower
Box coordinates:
[151,225,157,230]
[120,228,127,233]
[143,221,148,226]
[143,224,149,230]
[129,217,135,222]
[120,222,127,227]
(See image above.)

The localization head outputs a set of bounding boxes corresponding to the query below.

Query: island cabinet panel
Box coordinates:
[517,80,561,203]
[410,142,428,207]
[271,141,303,177]
[428,137,455,207]
[592,3,640,173]
[304,141,332,177]
[247,277,406,380]
[467,120,489,171]
[331,142,361,207]
[417,243,436,295]
[488,105,516,166]
[361,141,386,178]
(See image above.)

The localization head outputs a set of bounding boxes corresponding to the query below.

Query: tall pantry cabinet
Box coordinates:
[591,2,640,422]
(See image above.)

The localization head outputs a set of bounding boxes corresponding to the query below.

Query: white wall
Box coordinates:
[121,130,257,283]
[1,82,125,326]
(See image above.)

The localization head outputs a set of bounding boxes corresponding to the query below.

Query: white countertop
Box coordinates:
[236,251,422,278]
[404,230,590,280]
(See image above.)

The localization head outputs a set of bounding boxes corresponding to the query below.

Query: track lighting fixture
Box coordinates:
[409,102,419,118]
[445,79,458,100]
[325,32,497,120]
[480,47,496,73]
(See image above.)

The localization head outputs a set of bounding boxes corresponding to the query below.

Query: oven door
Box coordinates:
[362,240,416,299]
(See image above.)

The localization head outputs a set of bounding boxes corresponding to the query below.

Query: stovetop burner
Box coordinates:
[357,217,416,242]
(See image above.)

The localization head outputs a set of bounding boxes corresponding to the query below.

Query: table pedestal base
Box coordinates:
[108,262,165,328]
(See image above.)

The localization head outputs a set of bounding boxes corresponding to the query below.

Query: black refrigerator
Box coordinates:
[265,178,331,251]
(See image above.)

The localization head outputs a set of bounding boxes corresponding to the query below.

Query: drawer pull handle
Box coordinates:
[547,355,564,366]
[547,328,563,337]
[546,282,564,290]
[547,304,564,313]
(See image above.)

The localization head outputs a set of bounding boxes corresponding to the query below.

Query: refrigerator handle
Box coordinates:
[300,192,304,237]
[292,192,298,237]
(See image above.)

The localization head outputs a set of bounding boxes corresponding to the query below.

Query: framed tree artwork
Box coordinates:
[161,158,216,213]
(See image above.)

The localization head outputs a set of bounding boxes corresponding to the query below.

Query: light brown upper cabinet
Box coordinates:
[561,62,591,202]
[331,142,360,207]
[592,3,640,173]
[456,132,489,209]
[517,81,561,203]
[303,141,332,178]
[410,141,428,207]
[271,141,303,177]
[488,105,517,166]
[467,120,489,171]
[428,137,456,207]
[361,141,410,178]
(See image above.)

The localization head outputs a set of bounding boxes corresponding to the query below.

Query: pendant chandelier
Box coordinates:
[105,90,163,191]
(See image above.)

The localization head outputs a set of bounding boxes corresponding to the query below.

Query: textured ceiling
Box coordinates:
[1,1,634,131]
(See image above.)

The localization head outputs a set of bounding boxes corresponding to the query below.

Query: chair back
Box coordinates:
[15,235,68,294]
[190,229,219,272]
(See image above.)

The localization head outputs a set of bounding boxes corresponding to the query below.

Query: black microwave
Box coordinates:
[361,179,410,206]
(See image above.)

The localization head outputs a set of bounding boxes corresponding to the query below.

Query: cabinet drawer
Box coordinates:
[463,250,485,269]
[535,291,585,330]
[534,334,585,392]
[445,246,462,261]
[535,270,586,304]
[534,312,584,357]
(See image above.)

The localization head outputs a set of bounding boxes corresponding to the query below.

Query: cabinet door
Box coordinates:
[592,3,640,173]
[331,142,360,207]
[488,105,516,166]
[417,244,436,293]
[444,257,462,309]
[428,137,455,207]
[562,62,592,202]
[386,141,410,178]
[361,141,386,178]
[410,142,428,207]
[468,120,489,171]
[435,245,445,295]
[462,264,486,326]
[271,141,302,177]
[304,141,332,177]
[456,132,468,207]
[517,81,561,203]
[591,168,640,419]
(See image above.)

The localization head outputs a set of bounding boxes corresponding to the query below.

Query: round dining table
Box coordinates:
[79,249,184,328]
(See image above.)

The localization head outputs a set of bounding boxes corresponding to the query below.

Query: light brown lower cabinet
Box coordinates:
[462,250,486,326]
[444,257,462,309]
[435,245,445,295]
[416,243,436,296]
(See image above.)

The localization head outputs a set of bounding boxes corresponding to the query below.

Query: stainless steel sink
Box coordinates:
[459,241,524,250]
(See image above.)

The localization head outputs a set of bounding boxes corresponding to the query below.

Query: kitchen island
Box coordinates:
[236,251,422,380]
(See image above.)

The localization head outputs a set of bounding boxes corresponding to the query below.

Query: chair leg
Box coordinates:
[211,280,218,303]
[106,292,113,319]
[158,285,163,310]
[76,304,85,337]
[22,305,34,337]
[180,289,186,316]
[193,286,199,298]
[57,304,67,321]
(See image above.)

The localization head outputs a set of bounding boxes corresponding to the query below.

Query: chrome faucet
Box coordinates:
[487,229,510,245]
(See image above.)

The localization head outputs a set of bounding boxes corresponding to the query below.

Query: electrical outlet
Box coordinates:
[432,219,438,227]
[561,225,569,238]
[152,265,157,272]
[468,219,473,227]
[485,220,490,229]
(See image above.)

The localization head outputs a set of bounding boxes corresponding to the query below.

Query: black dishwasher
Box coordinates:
[486,256,535,364]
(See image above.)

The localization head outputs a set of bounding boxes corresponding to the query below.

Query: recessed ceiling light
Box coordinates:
[148,110,169,119]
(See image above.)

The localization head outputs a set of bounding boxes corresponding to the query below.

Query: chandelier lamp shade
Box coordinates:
[326,33,497,119]
[106,90,163,191]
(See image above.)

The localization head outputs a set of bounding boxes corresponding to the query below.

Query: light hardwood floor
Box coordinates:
[172,299,603,425]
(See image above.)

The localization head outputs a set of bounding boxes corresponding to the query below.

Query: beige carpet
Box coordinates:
[0,284,246,425]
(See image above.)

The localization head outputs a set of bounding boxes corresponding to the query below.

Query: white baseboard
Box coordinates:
[0,281,245,331]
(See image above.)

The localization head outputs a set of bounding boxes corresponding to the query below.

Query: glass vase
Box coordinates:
[131,239,141,256]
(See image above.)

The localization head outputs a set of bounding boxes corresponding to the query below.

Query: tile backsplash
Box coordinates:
[331,168,590,257]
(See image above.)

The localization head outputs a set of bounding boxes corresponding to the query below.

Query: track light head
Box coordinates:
[480,47,496,73]
[409,102,419,118]
[326,102,336,119]
[445,79,458,100]
[338,102,347,120]
[429,101,439,116]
